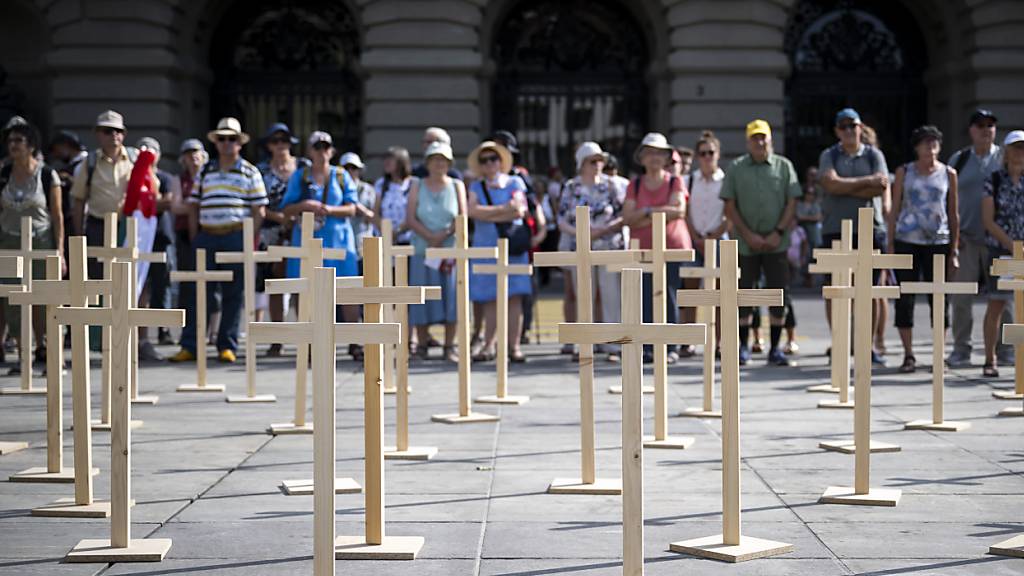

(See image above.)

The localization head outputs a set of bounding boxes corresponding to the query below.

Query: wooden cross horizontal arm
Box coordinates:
[807,262,848,274]
[264,276,364,296]
[55,307,184,328]
[391,245,415,257]
[129,309,186,328]
[424,286,442,300]
[267,245,348,261]
[997,278,1024,291]
[0,285,26,297]
[815,251,913,270]
[215,252,282,264]
[532,250,641,267]
[1002,323,1024,345]
[679,267,735,279]
[558,323,706,346]
[991,259,1024,277]
[0,256,22,277]
[0,248,58,261]
[637,248,695,263]
[677,288,783,308]
[823,286,901,300]
[335,286,427,305]
[87,246,166,264]
[899,282,978,295]
[249,321,402,346]
[7,279,110,305]
[425,246,498,260]
[170,270,234,283]
[473,263,533,275]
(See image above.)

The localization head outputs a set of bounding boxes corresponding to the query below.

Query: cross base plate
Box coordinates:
[431,412,499,424]
[10,466,98,483]
[998,406,1023,417]
[806,383,845,394]
[904,419,971,432]
[383,446,438,460]
[382,387,411,395]
[547,477,622,495]
[176,384,226,393]
[679,407,722,419]
[642,435,696,450]
[818,440,901,454]
[819,486,901,506]
[818,399,855,409]
[66,538,171,563]
[992,390,1023,400]
[88,419,143,431]
[267,422,314,435]
[0,387,47,395]
[335,535,424,560]
[31,497,125,518]
[607,385,655,395]
[279,477,362,496]
[989,534,1024,558]
[131,395,159,405]
[475,394,530,405]
[669,534,794,563]
[225,394,276,403]
[0,441,28,455]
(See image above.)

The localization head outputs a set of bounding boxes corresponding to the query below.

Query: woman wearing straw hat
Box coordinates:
[467,140,530,362]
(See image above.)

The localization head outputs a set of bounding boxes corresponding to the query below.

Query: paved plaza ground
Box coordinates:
[0,292,1022,575]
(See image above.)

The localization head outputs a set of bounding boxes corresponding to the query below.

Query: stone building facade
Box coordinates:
[2,0,1023,176]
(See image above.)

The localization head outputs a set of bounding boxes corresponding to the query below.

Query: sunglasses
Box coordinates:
[479,154,501,164]
[99,127,124,136]
[268,137,290,144]
[312,142,332,151]
[217,136,239,143]
[698,149,716,157]
[974,122,997,129]
[838,123,859,131]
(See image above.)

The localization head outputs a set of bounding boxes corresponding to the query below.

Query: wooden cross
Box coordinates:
[817,207,912,507]
[678,238,722,418]
[900,254,976,431]
[265,212,348,434]
[384,252,441,460]
[671,239,793,562]
[990,242,1024,401]
[0,256,29,455]
[169,248,233,393]
[560,268,705,574]
[806,219,854,400]
[534,205,640,494]
[472,238,534,405]
[214,217,283,403]
[9,249,106,482]
[0,215,59,395]
[28,238,110,517]
[250,265,404,573]
[996,326,1024,418]
[61,261,184,563]
[426,215,500,424]
[88,214,168,417]
[378,219,415,395]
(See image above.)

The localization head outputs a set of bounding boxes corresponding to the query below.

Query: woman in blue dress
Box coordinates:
[279,131,360,343]
[467,140,530,362]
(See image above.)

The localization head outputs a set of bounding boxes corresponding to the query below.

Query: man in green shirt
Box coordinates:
[720,119,801,366]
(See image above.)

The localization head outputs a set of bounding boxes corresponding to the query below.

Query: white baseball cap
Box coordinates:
[424,141,454,162]
[1004,130,1024,147]
[575,141,604,170]
[339,152,365,168]
[308,131,333,147]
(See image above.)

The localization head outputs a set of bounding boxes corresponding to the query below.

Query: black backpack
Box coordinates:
[0,162,56,210]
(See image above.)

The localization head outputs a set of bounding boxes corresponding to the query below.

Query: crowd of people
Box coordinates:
[1,106,1022,376]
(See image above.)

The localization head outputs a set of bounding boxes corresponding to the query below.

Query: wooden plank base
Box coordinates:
[546,477,622,495]
[31,497,118,518]
[382,387,411,395]
[989,534,1024,558]
[474,394,530,405]
[430,412,499,424]
[176,384,226,393]
[818,399,855,409]
[818,440,901,454]
[383,446,438,461]
[88,419,143,431]
[904,419,971,432]
[334,535,424,560]
[642,435,696,450]
[225,394,276,403]
[10,466,99,483]
[0,387,47,395]
[992,390,1023,400]
[806,383,843,394]
[267,422,314,435]
[607,385,655,395]
[131,395,159,405]
[819,486,901,506]
[997,406,1023,417]
[669,534,794,563]
[65,538,172,563]
[678,408,722,419]
[279,477,362,496]
[0,441,28,455]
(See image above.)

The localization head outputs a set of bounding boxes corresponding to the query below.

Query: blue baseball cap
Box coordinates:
[835,108,861,126]
[263,122,299,145]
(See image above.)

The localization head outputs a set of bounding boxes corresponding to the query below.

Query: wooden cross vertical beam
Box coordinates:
[0,216,58,395]
[379,219,415,395]
[901,254,976,431]
[474,238,533,404]
[679,238,722,418]
[997,324,1024,417]
[216,217,282,403]
[427,215,500,424]
[807,219,854,400]
[991,242,1024,400]
[170,248,234,393]
[0,256,29,455]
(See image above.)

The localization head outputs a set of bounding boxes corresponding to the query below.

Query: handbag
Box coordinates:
[480,181,531,256]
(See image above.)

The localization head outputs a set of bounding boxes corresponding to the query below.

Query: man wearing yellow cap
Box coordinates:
[719,119,801,366]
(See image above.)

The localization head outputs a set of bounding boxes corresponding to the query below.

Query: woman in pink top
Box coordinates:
[623,132,691,363]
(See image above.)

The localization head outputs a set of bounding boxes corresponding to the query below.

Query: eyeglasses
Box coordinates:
[698,149,715,157]
[99,127,124,136]
[312,142,332,151]
[217,136,239,143]
[838,123,859,131]
[268,137,290,144]
[479,154,501,164]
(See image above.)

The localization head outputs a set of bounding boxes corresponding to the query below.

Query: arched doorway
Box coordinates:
[0,0,50,138]
[491,0,650,175]
[785,0,928,174]
[209,0,362,160]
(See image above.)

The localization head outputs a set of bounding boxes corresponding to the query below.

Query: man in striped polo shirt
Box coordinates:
[170,118,267,364]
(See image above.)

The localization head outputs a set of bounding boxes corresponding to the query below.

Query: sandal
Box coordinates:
[983,364,999,378]
[472,348,496,362]
[349,344,364,362]
[427,337,442,348]
[414,343,429,361]
[511,350,527,363]
[899,355,916,373]
[560,344,575,355]
[443,345,458,364]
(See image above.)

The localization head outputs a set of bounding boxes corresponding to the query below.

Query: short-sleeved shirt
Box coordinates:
[190,158,268,232]
[818,143,889,236]
[984,169,1024,250]
[557,174,626,251]
[351,179,377,253]
[280,166,359,277]
[257,158,307,228]
[626,174,691,250]
[949,145,1002,242]
[686,168,725,236]
[1,164,58,236]
[375,176,414,244]
[719,152,801,255]
[70,146,135,217]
